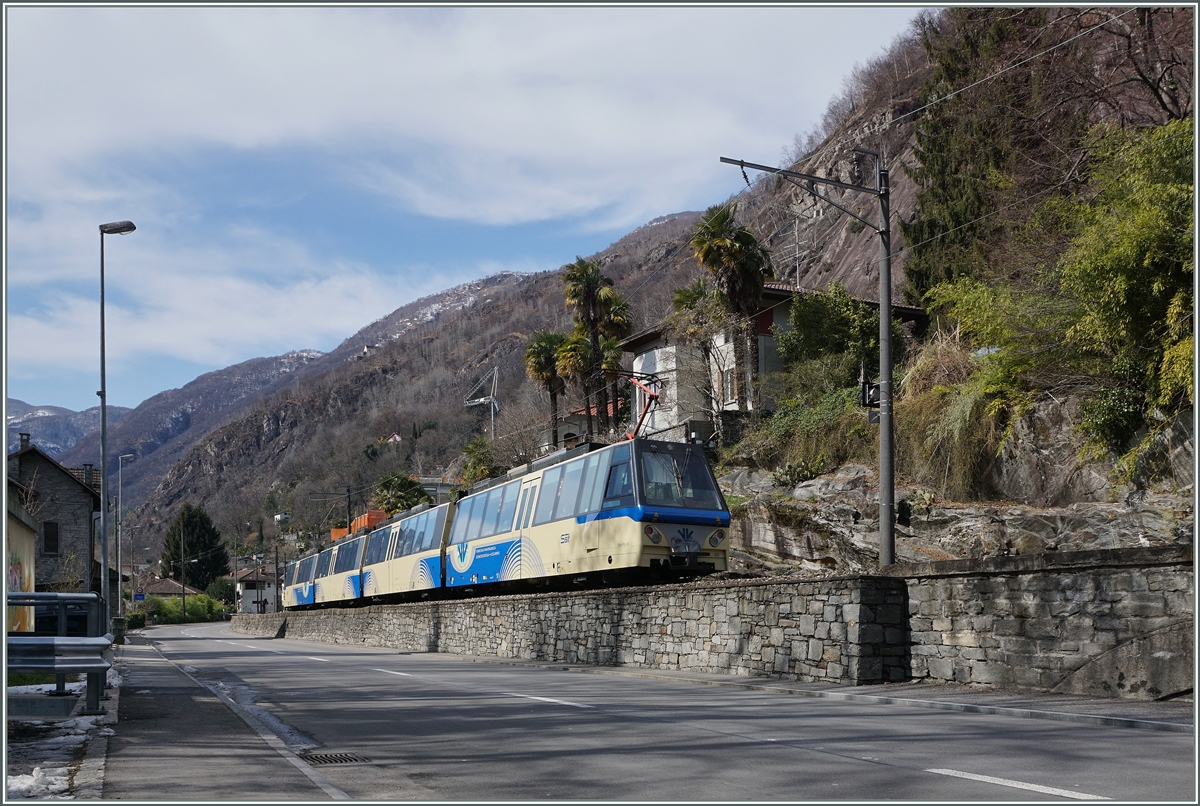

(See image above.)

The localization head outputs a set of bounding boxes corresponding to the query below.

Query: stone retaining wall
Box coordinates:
[233,545,1192,699]
[887,544,1193,699]
[233,576,908,685]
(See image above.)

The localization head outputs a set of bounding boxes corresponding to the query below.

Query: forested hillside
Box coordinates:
[125,7,1192,570]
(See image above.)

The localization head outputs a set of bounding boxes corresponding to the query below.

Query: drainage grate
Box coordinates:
[301,752,372,766]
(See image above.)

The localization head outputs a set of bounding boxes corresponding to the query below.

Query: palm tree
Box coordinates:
[599,291,634,431]
[524,330,568,450]
[556,331,594,440]
[689,204,772,411]
[598,337,629,433]
[562,257,618,433]
[668,278,729,441]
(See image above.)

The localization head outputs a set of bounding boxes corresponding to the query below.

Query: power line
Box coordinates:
[794,8,1139,169]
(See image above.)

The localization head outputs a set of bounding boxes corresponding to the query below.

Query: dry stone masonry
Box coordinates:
[235,576,907,685]
[234,545,1192,700]
[890,545,1193,699]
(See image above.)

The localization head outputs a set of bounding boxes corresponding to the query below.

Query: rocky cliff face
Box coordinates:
[720,402,1194,576]
[53,350,325,510]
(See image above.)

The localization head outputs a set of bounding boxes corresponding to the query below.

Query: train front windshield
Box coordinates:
[636,441,725,511]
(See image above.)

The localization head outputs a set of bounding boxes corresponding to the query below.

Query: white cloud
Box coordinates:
[7,6,923,227]
[5,5,926,408]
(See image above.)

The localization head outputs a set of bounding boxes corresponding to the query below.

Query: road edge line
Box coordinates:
[145,640,350,800]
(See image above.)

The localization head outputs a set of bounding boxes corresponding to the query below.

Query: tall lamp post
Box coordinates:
[720,153,895,567]
[117,454,135,617]
[99,220,136,631]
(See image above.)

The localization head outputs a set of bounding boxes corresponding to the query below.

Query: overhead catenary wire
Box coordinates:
[793,8,1139,170]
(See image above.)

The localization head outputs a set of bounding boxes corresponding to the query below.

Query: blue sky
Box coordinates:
[5,5,925,411]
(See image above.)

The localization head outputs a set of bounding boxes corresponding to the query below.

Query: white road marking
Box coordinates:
[217,639,284,654]
[145,641,349,799]
[926,769,1109,800]
[503,693,593,709]
[373,669,412,676]
[307,657,330,662]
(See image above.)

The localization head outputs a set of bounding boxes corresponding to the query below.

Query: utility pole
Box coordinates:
[180,521,186,621]
[720,152,895,568]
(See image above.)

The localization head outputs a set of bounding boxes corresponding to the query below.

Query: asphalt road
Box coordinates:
[109,623,1195,801]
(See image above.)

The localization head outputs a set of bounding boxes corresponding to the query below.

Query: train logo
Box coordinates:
[674,527,698,552]
[450,542,475,573]
[363,569,379,596]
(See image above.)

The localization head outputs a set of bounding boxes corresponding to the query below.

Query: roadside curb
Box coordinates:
[450,654,1194,734]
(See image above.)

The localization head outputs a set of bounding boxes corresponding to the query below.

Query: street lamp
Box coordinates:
[99,220,135,633]
[117,454,135,617]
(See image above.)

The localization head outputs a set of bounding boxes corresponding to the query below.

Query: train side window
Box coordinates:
[578,451,607,515]
[532,467,563,526]
[334,537,362,574]
[495,481,521,535]
[602,462,634,509]
[451,496,480,545]
[417,511,435,551]
[417,509,438,552]
[284,564,297,587]
[298,556,316,582]
[315,549,334,578]
[398,515,419,556]
[364,529,388,566]
[479,487,504,536]
[553,458,586,521]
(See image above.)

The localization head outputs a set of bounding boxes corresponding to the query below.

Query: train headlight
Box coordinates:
[645,525,661,544]
[709,530,725,547]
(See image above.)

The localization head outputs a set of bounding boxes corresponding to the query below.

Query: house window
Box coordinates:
[43,522,60,555]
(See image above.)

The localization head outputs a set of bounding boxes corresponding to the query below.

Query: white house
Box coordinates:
[620,281,925,446]
[235,566,279,614]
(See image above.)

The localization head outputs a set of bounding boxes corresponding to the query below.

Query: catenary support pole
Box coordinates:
[877,163,895,567]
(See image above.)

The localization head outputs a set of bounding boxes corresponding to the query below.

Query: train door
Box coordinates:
[514,478,540,579]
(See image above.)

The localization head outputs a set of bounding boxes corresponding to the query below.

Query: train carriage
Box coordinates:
[313,535,366,605]
[444,438,729,590]
[282,438,729,609]
[283,553,317,608]
[362,503,454,598]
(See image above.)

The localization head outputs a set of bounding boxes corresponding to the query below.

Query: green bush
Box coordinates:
[125,612,146,629]
[150,593,224,624]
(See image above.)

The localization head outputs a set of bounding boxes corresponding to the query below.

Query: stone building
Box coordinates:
[6,433,102,592]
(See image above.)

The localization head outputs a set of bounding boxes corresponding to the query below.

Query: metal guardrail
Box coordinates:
[7,592,113,715]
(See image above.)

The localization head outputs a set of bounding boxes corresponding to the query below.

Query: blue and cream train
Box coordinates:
[282,438,730,609]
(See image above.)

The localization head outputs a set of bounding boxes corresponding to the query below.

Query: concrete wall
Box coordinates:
[233,575,908,686]
[233,545,1192,700]
[888,545,1193,700]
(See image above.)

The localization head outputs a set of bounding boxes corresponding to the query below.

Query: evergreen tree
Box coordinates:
[160,503,230,591]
